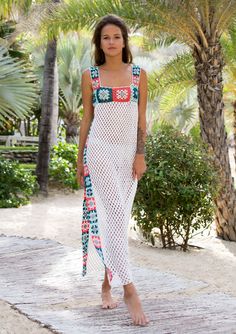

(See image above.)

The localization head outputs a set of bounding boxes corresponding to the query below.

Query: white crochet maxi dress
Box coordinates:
[81,64,141,286]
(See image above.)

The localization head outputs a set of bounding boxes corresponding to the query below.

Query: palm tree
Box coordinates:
[45,0,236,241]
[0,1,37,127]
[148,51,198,132]
[36,0,60,194]
[221,24,236,169]
[57,34,91,142]
[148,26,236,164]
[0,44,37,126]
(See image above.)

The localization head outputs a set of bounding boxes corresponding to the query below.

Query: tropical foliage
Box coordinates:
[133,125,220,251]
[0,158,38,208]
[49,141,79,189]
[0,45,37,126]
[45,0,236,241]
[57,34,91,142]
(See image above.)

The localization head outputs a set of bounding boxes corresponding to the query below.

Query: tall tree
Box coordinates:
[0,0,37,126]
[57,34,91,142]
[0,45,37,125]
[36,0,60,194]
[46,0,236,240]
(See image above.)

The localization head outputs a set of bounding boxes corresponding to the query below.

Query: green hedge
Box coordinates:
[0,159,38,208]
[49,142,79,190]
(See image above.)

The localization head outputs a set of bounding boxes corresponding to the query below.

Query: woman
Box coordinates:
[77,14,149,326]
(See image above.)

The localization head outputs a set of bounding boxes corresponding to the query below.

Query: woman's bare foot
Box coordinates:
[123,283,149,326]
[101,284,118,309]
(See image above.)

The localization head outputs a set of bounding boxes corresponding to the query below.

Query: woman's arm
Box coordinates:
[77,69,94,186]
[133,68,148,180]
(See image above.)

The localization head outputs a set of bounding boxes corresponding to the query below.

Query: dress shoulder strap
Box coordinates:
[132,64,141,87]
[89,66,101,90]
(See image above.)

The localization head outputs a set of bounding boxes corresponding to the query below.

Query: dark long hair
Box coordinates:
[92,14,133,66]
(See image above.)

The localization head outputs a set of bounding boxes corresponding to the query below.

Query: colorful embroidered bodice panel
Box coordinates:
[89,64,141,106]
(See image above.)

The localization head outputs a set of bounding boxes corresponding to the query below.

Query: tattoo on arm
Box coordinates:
[136,126,145,154]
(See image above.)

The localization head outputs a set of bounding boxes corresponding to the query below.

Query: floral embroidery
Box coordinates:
[86,197,96,211]
[133,76,139,86]
[90,65,140,105]
[131,86,139,101]
[87,209,97,224]
[132,66,141,76]
[92,235,102,248]
[91,223,99,235]
[98,88,112,101]
[112,87,131,102]
[84,175,91,188]
[117,89,128,99]
[92,78,100,89]
[85,185,93,197]
[83,165,89,176]
[81,144,105,277]
[90,67,99,79]
[82,220,90,233]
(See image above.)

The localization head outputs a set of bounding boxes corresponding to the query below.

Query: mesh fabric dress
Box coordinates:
[81,64,141,286]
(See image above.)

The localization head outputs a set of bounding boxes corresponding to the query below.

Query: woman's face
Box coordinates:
[100,24,125,57]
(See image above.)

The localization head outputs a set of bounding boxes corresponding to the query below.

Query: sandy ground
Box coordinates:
[0,189,236,333]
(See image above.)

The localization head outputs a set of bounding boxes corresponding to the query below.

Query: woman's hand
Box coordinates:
[132,154,147,180]
[77,161,84,187]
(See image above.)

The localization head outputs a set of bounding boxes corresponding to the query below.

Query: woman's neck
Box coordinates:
[101,56,125,70]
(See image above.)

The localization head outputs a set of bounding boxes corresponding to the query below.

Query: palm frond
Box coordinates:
[148,52,195,100]
[158,85,190,115]
[0,45,38,125]
[57,34,91,116]
[43,0,236,52]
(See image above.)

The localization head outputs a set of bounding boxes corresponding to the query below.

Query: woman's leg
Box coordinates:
[101,268,118,309]
[123,282,149,326]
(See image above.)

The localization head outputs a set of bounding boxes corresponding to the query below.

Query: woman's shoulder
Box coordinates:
[82,66,98,82]
[82,65,96,75]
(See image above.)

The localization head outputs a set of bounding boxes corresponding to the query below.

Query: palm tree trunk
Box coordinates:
[232,101,236,172]
[36,38,57,194]
[194,42,236,241]
[50,60,59,146]
[66,124,79,143]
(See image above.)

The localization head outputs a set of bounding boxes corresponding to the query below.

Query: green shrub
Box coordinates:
[49,141,79,190]
[0,159,38,208]
[132,125,219,251]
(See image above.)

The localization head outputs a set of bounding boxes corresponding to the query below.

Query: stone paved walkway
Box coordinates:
[0,234,236,334]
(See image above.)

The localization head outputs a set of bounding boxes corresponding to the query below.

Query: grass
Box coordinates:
[19,163,36,169]
[0,146,38,152]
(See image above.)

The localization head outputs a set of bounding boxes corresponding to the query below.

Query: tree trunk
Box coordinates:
[232,100,236,172]
[65,124,79,143]
[64,112,80,143]
[194,42,236,241]
[50,60,59,146]
[36,38,57,194]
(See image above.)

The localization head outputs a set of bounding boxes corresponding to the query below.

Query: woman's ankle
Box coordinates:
[123,282,137,297]
[102,281,111,291]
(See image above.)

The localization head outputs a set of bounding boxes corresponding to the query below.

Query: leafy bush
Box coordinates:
[49,141,79,190]
[0,159,38,208]
[132,125,219,251]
